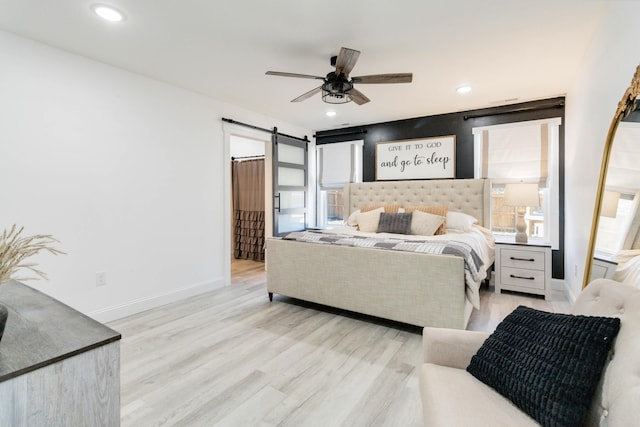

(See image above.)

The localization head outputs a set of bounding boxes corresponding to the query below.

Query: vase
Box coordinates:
[0,303,7,343]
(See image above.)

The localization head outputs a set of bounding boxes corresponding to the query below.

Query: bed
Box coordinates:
[266,178,494,329]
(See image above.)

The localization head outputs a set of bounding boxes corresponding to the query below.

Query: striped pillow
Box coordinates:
[360,204,401,213]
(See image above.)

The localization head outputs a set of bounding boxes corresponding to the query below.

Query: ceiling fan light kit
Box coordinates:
[266,47,413,105]
[321,73,353,104]
[322,91,351,104]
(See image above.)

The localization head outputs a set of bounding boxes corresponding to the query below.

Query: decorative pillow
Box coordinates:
[404,205,448,234]
[348,206,404,226]
[466,306,621,427]
[360,204,401,213]
[410,210,445,236]
[377,212,413,234]
[346,209,360,226]
[356,207,385,232]
[447,211,478,231]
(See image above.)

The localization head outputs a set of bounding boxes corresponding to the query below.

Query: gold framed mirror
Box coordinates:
[583,65,640,288]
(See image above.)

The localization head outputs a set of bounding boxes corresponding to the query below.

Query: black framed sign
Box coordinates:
[375,135,456,180]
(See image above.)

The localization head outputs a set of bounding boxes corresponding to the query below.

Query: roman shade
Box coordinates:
[318,140,363,186]
[480,124,549,187]
[607,122,640,192]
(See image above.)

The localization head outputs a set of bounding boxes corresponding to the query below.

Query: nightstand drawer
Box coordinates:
[501,249,545,271]
[500,267,546,290]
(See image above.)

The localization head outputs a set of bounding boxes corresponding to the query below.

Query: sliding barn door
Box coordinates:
[272,133,307,236]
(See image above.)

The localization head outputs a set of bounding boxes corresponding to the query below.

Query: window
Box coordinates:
[316,140,363,228]
[473,118,561,248]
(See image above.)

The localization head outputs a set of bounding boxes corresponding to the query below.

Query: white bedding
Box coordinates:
[323,224,495,274]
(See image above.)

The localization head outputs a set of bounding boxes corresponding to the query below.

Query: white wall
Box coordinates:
[230,135,266,158]
[0,30,311,321]
[564,2,640,300]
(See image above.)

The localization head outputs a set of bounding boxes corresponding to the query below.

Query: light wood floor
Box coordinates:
[110,259,570,427]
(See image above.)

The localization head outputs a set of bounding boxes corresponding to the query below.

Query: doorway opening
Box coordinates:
[229,134,270,285]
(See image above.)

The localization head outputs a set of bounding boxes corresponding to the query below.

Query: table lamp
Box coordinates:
[504,183,540,244]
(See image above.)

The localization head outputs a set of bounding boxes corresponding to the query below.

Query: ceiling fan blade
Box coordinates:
[351,73,413,84]
[266,71,325,80]
[349,88,370,105]
[291,86,322,102]
[335,47,360,76]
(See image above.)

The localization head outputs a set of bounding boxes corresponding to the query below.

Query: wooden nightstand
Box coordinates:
[495,242,552,300]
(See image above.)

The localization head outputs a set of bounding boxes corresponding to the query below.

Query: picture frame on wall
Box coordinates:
[375,135,456,180]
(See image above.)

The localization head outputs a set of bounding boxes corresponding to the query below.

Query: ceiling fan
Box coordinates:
[265,47,413,105]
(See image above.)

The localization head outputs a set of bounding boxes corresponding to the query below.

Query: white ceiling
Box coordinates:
[0,0,607,132]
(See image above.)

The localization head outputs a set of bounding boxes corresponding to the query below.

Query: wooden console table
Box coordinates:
[0,280,121,426]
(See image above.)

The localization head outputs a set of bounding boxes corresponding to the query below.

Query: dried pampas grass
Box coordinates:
[0,224,65,284]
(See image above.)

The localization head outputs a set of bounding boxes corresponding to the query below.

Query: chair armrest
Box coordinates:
[422,327,490,369]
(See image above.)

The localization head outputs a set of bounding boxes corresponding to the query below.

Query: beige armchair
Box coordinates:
[419,279,640,426]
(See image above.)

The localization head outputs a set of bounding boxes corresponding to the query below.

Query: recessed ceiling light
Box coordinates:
[92,4,125,22]
[326,111,337,117]
[457,85,472,94]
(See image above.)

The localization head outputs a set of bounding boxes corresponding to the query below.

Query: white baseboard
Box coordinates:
[87,278,224,323]
[564,282,580,305]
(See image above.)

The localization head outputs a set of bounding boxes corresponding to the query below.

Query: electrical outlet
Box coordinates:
[96,271,107,287]
[574,264,578,279]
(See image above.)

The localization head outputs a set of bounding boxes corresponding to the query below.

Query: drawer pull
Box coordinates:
[510,274,535,280]
[510,256,535,262]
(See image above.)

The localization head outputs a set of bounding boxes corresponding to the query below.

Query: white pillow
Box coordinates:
[447,211,478,231]
[356,207,385,232]
[346,209,361,226]
[411,210,445,236]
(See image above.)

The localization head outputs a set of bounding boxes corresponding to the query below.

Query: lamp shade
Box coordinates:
[601,190,621,218]
[504,183,539,207]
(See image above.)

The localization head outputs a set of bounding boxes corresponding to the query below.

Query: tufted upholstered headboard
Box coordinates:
[343,178,491,227]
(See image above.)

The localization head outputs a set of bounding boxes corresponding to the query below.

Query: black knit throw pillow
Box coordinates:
[466,305,620,427]
[377,212,413,234]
